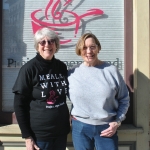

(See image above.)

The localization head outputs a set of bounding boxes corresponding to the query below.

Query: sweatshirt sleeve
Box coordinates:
[14,93,32,138]
[115,69,130,122]
[12,65,33,96]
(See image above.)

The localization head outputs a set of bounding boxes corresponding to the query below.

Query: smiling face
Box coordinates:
[80,37,100,66]
[38,36,57,60]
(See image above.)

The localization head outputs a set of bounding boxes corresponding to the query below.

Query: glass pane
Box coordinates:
[2,0,124,111]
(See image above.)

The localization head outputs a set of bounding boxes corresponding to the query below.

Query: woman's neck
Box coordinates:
[83,59,102,67]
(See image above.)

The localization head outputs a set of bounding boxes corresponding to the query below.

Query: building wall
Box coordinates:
[133,0,150,149]
[0,0,150,149]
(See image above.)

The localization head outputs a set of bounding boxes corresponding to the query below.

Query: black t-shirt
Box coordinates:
[13,53,70,141]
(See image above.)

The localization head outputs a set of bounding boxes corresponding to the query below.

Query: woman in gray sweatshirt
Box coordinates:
[68,33,130,150]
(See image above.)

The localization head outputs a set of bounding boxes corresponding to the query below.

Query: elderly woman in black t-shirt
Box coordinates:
[13,27,70,150]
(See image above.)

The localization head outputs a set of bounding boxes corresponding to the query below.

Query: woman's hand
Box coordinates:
[25,137,40,150]
[100,122,119,137]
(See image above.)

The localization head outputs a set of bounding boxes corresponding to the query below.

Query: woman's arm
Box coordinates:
[14,93,32,138]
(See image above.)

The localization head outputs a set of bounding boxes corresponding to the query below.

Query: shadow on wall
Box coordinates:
[123,69,150,124]
[123,74,134,124]
[0,141,4,150]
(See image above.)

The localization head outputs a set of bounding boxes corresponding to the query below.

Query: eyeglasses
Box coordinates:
[82,45,97,51]
[39,39,55,46]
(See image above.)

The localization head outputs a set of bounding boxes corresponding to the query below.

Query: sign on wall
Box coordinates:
[2,0,124,111]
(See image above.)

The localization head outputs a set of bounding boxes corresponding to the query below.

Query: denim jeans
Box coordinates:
[36,134,67,150]
[72,119,118,150]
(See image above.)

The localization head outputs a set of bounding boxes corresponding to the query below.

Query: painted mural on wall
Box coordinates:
[2,0,124,111]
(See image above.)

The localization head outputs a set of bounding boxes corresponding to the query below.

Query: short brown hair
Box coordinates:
[76,33,101,56]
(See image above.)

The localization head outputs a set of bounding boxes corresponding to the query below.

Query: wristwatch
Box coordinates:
[116,120,121,127]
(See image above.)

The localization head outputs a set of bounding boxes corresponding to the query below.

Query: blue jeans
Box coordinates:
[36,135,67,150]
[72,119,118,150]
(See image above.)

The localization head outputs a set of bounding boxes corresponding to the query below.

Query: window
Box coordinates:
[0,0,133,124]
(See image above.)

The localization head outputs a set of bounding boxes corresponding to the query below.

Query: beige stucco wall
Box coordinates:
[133,0,150,149]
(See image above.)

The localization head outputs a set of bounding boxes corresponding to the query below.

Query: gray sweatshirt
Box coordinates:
[68,62,130,125]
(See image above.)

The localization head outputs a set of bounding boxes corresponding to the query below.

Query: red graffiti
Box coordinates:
[31,0,104,45]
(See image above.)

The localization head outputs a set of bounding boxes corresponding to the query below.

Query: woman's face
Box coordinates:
[38,36,57,60]
[80,37,99,66]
